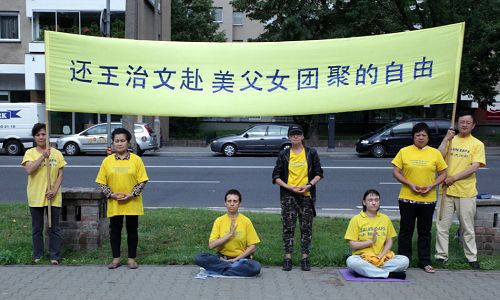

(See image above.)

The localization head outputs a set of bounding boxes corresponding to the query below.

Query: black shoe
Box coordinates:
[468,261,481,270]
[282,258,292,271]
[300,258,311,271]
[388,271,406,280]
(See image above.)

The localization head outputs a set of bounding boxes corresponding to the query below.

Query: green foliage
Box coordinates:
[169,117,202,138]
[172,0,226,42]
[231,0,500,106]
[1,204,499,269]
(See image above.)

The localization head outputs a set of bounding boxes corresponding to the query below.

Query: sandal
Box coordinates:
[423,265,435,273]
[107,262,121,269]
[128,259,138,269]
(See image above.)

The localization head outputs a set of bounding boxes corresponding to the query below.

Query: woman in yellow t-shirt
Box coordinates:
[96,128,148,269]
[391,122,447,273]
[22,123,67,265]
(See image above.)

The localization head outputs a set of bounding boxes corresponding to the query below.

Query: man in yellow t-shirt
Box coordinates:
[435,112,486,269]
[195,189,261,277]
[345,189,409,279]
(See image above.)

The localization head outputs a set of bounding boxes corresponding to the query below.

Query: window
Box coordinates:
[211,7,223,23]
[392,122,413,135]
[233,11,243,25]
[0,91,9,102]
[246,125,267,137]
[32,11,125,41]
[0,13,20,41]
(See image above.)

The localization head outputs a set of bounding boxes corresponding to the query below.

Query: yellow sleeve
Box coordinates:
[95,158,108,185]
[56,150,67,169]
[245,219,260,246]
[135,156,149,183]
[472,142,486,167]
[435,149,447,171]
[209,217,221,242]
[21,148,34,166]
[391,149,403,169]
[386,217,397,239]
[344,216,359,241]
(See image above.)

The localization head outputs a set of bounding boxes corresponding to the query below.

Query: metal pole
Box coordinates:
[106,0,112,155]
[327,114,336,152]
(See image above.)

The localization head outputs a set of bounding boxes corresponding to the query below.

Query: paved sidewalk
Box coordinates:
[0,265,499,300]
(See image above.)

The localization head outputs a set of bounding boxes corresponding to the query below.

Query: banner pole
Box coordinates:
[45,110,52,228]
[439,101,458,221]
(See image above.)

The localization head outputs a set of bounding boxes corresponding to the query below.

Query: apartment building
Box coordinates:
[211,0,264,42]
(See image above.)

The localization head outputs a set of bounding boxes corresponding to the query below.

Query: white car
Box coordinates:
[56,123,159,156]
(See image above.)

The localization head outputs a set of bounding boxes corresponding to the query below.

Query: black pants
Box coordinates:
[280,193,314,255]
[397,201,435,267]
[109,215,139,259]
[30,206,61,261]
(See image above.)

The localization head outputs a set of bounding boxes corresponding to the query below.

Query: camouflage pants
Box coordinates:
[280,193,314,255]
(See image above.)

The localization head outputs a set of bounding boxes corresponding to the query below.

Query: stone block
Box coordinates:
[477,250,492,256]
[475,227,486,234]
[485,227,500,235]
[474,220,493,227]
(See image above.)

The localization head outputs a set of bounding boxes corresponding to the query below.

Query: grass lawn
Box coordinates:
[1,204,499,270]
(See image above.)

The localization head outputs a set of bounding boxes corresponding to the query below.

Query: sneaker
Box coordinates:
[33,258,41,263]
[468,261,481,270]
[50,260,59,265]
[282,258,292,271]
[300,258,311,271]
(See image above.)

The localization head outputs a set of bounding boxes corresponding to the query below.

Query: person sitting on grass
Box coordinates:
[195,189,261,277]
[345,189,409,279]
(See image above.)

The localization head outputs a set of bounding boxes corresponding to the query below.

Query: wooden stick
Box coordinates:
[45,110,52,228]
[439,102,458,221]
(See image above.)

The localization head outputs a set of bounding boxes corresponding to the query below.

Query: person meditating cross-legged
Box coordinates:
[195,189,261,277]
[345,189,409,279]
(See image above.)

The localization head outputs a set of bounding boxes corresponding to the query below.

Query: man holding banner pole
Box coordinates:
[435,111,485,269]
[22,123,67,265]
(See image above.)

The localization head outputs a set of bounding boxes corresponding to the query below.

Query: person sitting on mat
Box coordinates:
[344,189,409,279]
[195,189,261,277]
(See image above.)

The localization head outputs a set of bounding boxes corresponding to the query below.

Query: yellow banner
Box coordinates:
[45,23,464,117]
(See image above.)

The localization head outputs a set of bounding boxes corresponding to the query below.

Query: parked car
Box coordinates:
[210,124,290,157]
[56,123,159,156]
[355,118,450,158]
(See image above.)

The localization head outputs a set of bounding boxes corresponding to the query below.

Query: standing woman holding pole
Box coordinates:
[22,123,66,265]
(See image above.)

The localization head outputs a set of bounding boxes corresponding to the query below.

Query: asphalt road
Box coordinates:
[1,150,498,216]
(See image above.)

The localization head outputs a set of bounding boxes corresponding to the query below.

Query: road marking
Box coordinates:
[262,207,281,210]
[149,180,220,184]
[380,182,401,185]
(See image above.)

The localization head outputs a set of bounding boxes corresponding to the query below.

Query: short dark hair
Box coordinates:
[224,189,242,203]
[458,110,476,123]
[111,127,132,142]
[31,123,46,136]
[412,122,430,138]
[362,189,380,212]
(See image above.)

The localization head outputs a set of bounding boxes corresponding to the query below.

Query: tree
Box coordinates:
[170,0,226,138]
[232,0,500,108]
[171,0,226,42]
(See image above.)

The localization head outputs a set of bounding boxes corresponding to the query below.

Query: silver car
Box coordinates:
[210,124,290,157]
[56,123,159,156]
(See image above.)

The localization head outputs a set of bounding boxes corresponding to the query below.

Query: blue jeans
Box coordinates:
[195,253,261,277]
[346,255,409,278]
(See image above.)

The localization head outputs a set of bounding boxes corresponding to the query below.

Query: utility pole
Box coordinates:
[123,0,138,153]
[105,0,113,155]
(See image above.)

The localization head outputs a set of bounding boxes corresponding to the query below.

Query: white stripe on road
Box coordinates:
[0,165,398,169]
[379,182,401,185]
[149,180,220,184]
[262,207,281,210]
